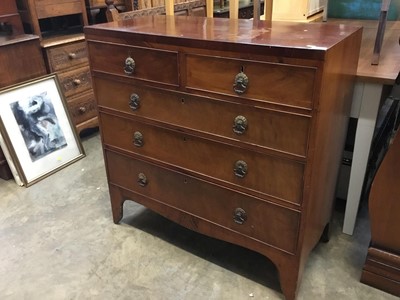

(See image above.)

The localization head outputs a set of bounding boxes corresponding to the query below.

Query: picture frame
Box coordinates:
[0,74,85,187]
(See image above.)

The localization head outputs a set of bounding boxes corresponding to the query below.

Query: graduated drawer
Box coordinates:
[95,77,310,157]
[101,113,304,205]
[57,65,92,97]
[186,54,316,109]
[67,90,98,125]
[87,42,178,86]
[45,41,88,72]
[106,150,300,254]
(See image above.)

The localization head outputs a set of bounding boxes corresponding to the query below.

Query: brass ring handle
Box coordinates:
[233,71,249,95]
[78,106,86,114]
[233,208,247,225]
[129,93,140,110]
[133,131,144,147]
[68,52,77,59]
[137,173,148,187]
[234,160,248,178]
[124,56,135,75]
[233,115,247,135]
[73,79,81,86]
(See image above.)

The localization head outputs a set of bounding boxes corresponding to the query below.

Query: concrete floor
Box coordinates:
[0,131,396,300]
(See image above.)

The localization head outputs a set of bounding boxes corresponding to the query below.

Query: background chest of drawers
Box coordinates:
[41,35,98,133]
[85,16,362,300]
[16,0,98,134]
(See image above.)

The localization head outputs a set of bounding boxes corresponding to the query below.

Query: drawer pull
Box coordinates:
[233,208,247,225]
[129,93,140,110]
[233,71,248,95]
[73,79,81,86]
[124,56,136,75]
[78,106,86,114]
[137,173,148,187]
[234,160,248,178]
[68,52,77,59]
[133,131,144,147]
[233,115,247,135]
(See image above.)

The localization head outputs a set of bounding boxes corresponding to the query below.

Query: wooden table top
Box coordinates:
[329,19,400,85]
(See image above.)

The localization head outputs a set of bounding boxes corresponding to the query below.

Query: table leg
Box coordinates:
[343,82,383,235]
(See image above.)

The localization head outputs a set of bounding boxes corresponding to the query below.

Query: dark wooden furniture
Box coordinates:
[0,1,47,180]
[360,96,400,296]
[16,0,98,134]
[85,16,362,300]
[0,0,24,35]
[327,20,400,235]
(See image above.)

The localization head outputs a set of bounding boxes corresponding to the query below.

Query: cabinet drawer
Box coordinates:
[95,77,310,157]
[106,150,300,254]
[46,41,88,72]
[87,42,179,86]
[101,113,304,204]
[186,54,316,109]
[68,91,97,125]
[34,0,84,19]
[57,66,92,97]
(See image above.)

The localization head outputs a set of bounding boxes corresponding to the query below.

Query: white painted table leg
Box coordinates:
[342,82,383,235]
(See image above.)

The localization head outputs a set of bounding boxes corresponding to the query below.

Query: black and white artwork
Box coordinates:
[10,91,67,162]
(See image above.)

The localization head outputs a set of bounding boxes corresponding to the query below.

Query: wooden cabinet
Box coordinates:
[0,1,46,180]
[85,16,362,300]
[0,0,24,35]
[16,0,98,134]
[360,114,400,297]
[0,33,47,180]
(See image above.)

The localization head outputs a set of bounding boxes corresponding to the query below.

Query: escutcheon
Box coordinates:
[137,173,148,187]
[233,115,248,135]
[234,160,248,178]
[133,131,144,147]
[124,56,135,75]
[233,71,248,95]
[129,93,140,110]
[233,208,247,225]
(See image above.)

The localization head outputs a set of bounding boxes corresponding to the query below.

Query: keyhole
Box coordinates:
[181,98,185,104]
[240,65,244,72]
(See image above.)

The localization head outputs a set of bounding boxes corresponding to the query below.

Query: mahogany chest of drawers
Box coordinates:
[85,16,362,300]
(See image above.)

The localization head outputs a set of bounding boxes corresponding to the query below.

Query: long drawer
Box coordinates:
[106,149,300,254]
[94,77,310,157]
[101,113,304,205]
[87,42,179,86]
[186,54,317,109]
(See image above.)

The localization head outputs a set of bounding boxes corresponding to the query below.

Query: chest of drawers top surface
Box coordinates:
[85,15,361,59]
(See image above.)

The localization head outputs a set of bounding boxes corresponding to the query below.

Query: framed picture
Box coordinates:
[0,74,85,187]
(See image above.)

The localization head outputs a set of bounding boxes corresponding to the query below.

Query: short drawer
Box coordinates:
[57,65,92,97]
[45,41,88,72]
[94,77,310,157]
[186,54,316,109]
[101,113,304,205]
[67,90,98,125]
[35,0,83,19]
[106,150,300,254]
[87,42,179,86]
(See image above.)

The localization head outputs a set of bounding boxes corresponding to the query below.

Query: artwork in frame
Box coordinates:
[0,74,85,187]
